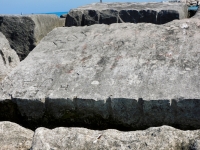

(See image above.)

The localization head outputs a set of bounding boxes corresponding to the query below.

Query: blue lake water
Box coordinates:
[34,12,68,17]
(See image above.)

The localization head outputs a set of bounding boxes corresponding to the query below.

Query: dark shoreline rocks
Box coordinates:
[0,15,65,60]
[66,2,188,26]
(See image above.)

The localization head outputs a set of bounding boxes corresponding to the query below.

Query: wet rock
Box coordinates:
[0,32,19,81]
[66,2,188,26]
[31,126,200,150]
[0,121,33,150]
[0,15,65,60]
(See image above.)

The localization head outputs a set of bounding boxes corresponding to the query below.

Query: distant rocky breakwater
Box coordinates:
[0,2,200,150]
[66,2,188,26]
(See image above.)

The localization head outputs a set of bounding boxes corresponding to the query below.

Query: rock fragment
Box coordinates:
[0,121,33,150]
[31,126,200,150]
[0,32,19,81]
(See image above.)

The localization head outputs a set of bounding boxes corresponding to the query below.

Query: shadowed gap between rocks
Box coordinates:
[1,98,200,131]
[188,9,199,18]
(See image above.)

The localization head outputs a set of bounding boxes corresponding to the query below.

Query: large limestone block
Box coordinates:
[2,19,199,100]
[0,15,65,60]
[0,32,19,81]
[32,126,200,150]
[0,19,200,130]
[0,121,34,150]
[66,2,188,26]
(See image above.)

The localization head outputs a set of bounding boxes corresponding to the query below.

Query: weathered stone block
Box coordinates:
[0,15,65,60]
[0,18,200,130]
[66,2,188,26]
[0,32,19,81]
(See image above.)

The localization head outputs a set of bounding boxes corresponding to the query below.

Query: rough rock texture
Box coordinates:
[0,121,33,150]
[0,32,19,81]
[0,14,65,60]
[66,2,188,26]
[0,19,200,130]
[32,126,200,150]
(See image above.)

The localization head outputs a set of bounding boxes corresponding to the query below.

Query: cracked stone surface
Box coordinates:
[0,18,199,130]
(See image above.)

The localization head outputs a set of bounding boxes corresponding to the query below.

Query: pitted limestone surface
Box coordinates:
[0,19,199,130]
[1,19,199,100]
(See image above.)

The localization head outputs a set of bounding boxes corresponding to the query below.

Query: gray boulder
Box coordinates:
[0,19,200,130]
[32,126,200,150]
[0,32,19,81]
[0,14,65,60]
[66,2,188,26]
[0,121,33,150]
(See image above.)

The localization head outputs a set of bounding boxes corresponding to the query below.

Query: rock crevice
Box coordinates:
[1,97,200,131]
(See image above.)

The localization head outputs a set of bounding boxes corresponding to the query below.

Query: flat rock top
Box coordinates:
[0,19,200,100]
[74,2,186,11]
[32,126,200,150]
